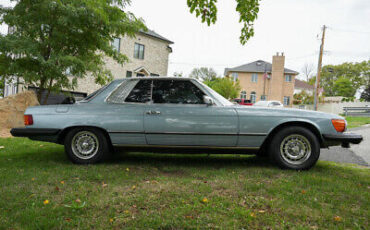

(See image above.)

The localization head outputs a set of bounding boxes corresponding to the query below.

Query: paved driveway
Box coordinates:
[320,125,370,166]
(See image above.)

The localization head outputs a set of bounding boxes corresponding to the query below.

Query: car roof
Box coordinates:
[113,76,196,83]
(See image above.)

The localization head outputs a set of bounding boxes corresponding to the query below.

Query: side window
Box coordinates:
[111,38,121,52]
[125,80,152,103]
[152,80,205,104]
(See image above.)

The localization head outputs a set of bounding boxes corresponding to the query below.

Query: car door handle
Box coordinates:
[146,110,161,115]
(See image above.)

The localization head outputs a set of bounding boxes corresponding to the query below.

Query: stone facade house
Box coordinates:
[224,53,298,106]
[3,29,173,103]
[75,29,173,94]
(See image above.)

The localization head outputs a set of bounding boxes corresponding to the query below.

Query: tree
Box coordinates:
[0,0,145,104]
[172,72,184,77]
[320,61,369,97]
[187,0,261,44]
[204,77,241,100]
[189,67,218,81]
[332,77,356,97]
[0,76,4,97]
[301,63,314,82]
[360,85,370,102]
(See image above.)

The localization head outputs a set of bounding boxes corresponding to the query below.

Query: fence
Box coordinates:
[293,102,370,115]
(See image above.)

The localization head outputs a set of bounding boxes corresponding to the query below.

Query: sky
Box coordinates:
[1,0,369,80]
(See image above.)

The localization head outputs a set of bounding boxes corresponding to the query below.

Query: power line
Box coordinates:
[328,26,370,34]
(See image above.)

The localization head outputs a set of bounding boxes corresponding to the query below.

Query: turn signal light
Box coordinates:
[24,115,33,126]
[331,119,346,132]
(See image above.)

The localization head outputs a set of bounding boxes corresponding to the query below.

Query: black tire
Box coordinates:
[64,127,111,164]
[269,126,320,170]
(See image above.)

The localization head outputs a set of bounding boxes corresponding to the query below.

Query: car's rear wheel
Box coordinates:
[269,126,320,170]
[64,127,110,164]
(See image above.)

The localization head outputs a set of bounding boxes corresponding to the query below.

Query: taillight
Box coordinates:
[24,115,33,126]
[331,119,346,132]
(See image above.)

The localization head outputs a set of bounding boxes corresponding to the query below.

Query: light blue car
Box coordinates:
[11,77,363,170]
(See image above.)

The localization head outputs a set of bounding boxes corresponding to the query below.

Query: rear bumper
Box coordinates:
[323,132,363,148]
[10,128,60,137]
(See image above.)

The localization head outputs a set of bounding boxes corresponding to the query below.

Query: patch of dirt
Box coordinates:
[0,129,12,138]
[0,91,39,130]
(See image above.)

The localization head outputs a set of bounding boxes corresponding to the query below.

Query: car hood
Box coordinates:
[234,105,343,120]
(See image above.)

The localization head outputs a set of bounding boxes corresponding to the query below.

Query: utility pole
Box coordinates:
[314,25,326,111]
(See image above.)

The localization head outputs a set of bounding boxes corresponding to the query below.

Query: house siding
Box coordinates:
[227,54,297,107]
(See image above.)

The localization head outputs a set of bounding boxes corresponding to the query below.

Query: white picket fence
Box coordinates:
[293,102,370,115]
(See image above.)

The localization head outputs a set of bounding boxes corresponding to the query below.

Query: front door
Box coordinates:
[144,79,238,147]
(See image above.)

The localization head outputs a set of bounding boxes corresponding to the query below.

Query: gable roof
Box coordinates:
[294,79,315,90]
[224,60,298,76]
[139,29,174,44]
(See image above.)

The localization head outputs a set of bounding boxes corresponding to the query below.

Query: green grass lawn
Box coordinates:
[0,138,369,229]
[345,116,370,129]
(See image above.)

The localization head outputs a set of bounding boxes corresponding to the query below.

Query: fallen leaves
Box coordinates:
[31,178,35,181]
[102,182,108,188]
[126,168,130,172]
[201,197,209,204]
[60,181,65,185]
[301,190,307,194]
[333,216,342,222]
[250,212,256,218]
[64,201,86,209]
[132,185,136,190]
[0,146,4,149]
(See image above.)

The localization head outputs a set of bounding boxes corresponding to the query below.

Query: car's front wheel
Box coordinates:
[64,127,110,164]
[269,126,320,170]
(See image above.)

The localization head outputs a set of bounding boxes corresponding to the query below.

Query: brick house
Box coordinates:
[3,29,173,103]
[224,53,298,106]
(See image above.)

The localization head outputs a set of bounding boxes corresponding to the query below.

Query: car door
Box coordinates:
[144,79,238,147]
[104,79,151,146]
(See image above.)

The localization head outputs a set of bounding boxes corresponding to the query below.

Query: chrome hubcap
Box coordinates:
[71,131,99,160]
[280,134,311,165]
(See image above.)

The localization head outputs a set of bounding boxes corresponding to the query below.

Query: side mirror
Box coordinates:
[203,95,214,106]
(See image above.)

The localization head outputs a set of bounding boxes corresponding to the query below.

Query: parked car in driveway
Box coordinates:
[11,77,363,170]
[233,98,253,106]
[254,100,284,108]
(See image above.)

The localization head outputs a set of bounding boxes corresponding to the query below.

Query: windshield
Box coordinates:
[198,81,234,106]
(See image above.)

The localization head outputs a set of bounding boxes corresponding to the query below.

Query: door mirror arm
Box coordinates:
[203,95,214,106]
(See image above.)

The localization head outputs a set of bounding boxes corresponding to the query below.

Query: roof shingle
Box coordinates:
[224,60,298,75]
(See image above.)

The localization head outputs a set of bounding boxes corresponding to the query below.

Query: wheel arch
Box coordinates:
[261,121,324,150]
[57,126,113,149]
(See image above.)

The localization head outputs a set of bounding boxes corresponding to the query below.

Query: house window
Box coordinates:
[250,92,256,103]
[134,43,145,59]
[285,75,292,82]
[150,73,160,77]
[240,91,247,99]
[136,73,145,77]
[251,73,258,82]
[126,71,132,78]
[111,38,121,52]
[260,95,266,101]
[284,96,290,106]
[231,72,238,81]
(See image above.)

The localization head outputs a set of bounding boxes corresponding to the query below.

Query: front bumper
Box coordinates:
[10,128,60,137]
[323,132,363,148]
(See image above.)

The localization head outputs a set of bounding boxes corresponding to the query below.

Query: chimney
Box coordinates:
[269,52,286,101]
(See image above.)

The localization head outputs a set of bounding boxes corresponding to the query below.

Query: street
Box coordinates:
[320,125,370,166]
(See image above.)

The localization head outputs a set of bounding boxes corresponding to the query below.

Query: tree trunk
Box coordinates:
[42,78,53,105]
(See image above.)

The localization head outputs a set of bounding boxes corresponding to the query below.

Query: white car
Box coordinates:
[253,100,284,108]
